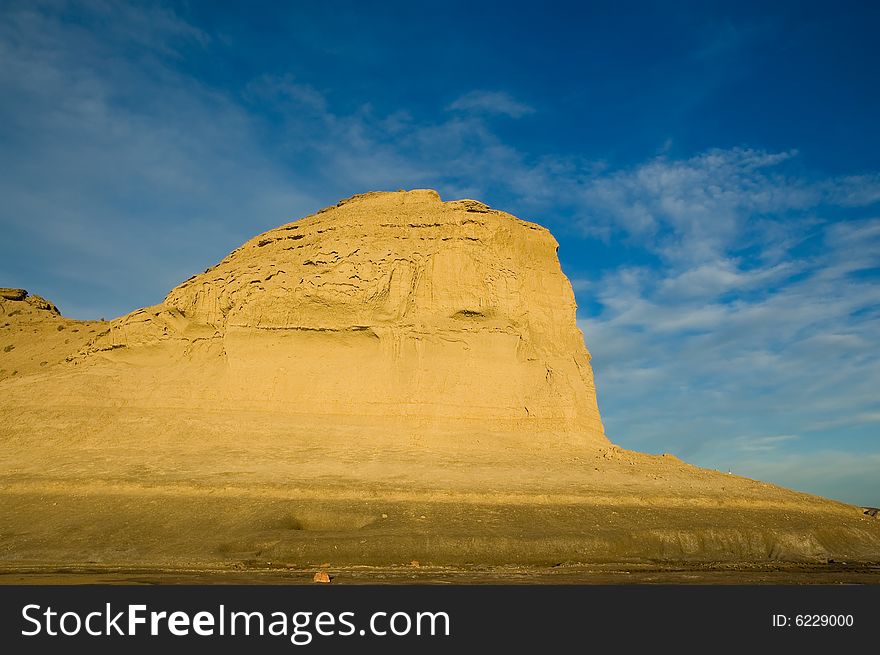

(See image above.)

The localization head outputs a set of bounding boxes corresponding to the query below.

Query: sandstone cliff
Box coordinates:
[61,189,606,444]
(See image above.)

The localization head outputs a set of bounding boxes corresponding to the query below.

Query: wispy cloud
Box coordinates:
[448,90,535,118]
[578,148,821,263]
[573,148,880,503]
[733,451,880,505]
[732,434,799,453]
[0,1,315,316]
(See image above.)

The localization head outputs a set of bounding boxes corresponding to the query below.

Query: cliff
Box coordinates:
[65,189,606,443]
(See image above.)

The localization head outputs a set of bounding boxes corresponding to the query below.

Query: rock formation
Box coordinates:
[0,287,59,314]
[1,190,879,577]
[60,189,605,446]
[0,288,100,381]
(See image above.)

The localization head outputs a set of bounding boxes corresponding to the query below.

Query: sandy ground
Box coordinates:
[4,563,880,585]
[2,429,879,581]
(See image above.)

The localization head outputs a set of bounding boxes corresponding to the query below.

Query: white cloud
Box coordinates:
[824,174,880,207]
[576,147,826,264]
[656,259,798,301]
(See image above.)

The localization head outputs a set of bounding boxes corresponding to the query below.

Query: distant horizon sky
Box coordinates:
[1,1,878,504]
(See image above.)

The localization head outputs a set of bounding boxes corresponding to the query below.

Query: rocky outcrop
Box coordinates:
[71,189,606,444]
[0,288,28,301]
[1,288,101,381]
[0,288,60,315]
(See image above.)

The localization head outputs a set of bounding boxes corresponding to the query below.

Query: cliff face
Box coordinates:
[9,189,606,445]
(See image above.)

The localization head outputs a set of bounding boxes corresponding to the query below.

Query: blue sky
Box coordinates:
[1,0,878,504]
